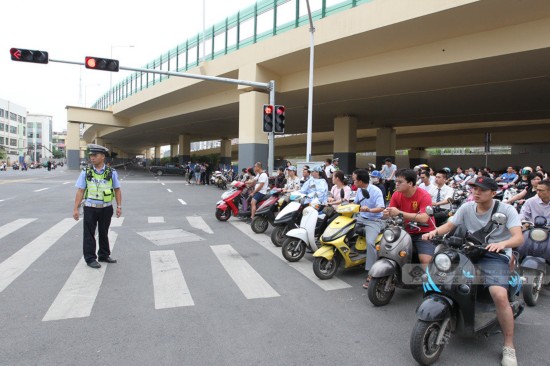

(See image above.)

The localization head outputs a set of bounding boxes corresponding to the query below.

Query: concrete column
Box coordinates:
[66,122,81,170]
[333,115,357,174]
[220,139,232,169]
[238,91,268,171]
[376,127,396,168]
[178,134,191,164]
[154,146,161,165]
[170,143,178,161]
[409,147,430,168]
[145,148,153,167]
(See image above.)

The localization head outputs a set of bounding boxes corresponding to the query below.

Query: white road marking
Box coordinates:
[211,244,280,299]
[161,183,165,186]
[148,216,165,224]
[150,250,194,309]
[186,216,213,234]
[63,182,72,185]
[110,217,124,227]
[0,218,37,240]
[137,229,204,246]
[178,199,187,205]
[42,231,118,321]
[230,221,351,291]
[34,188,49,192]
[166,188,172,193]
[0,218,80,293]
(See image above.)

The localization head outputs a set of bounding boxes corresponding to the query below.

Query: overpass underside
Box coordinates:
[66,0,550,171]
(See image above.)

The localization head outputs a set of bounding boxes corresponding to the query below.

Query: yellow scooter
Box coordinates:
[312,200,382,280]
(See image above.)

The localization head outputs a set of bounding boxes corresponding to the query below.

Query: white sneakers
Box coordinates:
[502,347,517,366]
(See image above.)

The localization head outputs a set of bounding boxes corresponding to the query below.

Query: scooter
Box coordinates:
[367,211,431,307]
[215,181,250,221]
[270,192,306,247]
[212,170,228,189]
[311,188,383,280]
[250,188,283,234]
[281,198,338,262]
[410,213,524,365]
[519,216,550,306]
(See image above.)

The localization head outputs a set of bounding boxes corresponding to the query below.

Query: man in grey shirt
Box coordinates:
[423,177,523,366]
[518,179,550,263]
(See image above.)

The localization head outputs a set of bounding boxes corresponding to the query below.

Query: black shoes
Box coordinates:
[98,256,117,263]
[87,261,101,269]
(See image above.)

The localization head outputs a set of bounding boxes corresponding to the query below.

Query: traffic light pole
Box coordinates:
[47,58,276,174]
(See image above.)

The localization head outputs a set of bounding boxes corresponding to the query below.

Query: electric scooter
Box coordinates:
[250,188,283,233]
[270,192,306,247]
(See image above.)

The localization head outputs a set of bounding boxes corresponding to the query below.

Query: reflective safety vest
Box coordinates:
[85,167,114,202]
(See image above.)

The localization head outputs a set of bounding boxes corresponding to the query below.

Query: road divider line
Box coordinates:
[167,188,172,193]
[229,221,351,291]
[63,182,72,185]
[0,218,37,240]
[34,188,49,192]
[161,183,165,186]
[150,250,194,309]
[0,218,79,293]
[42,231,118,321]
[211,244,280,299]
[178,199,187,205]
[186,216,213,234]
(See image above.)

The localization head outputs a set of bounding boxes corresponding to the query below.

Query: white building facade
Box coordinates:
[0,98,27,164]
[27,114,53,162]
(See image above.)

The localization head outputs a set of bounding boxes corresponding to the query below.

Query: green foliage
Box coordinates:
[0,147,6,160]
[52,147,65,159]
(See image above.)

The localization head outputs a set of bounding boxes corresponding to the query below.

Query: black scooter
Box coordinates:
[410,213,524,365]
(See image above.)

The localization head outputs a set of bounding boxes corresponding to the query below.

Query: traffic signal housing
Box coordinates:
[263,104,274,133]
[85,56,119,72]
[10,48,49,64]
[274,105,285,134]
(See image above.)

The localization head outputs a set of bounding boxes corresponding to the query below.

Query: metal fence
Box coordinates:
[91,0,371,110]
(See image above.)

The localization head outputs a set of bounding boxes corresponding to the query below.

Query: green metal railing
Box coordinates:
[92,0,371,110]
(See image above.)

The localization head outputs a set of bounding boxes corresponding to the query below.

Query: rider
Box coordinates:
[352,169,386,289]
[496,166,519,185]
[328,170,351,208]
[369,170,387,200]
[429,169,454,226]
[247,162,269,223]
[300,165,328,205]
[423,176,523,366]
[383,169,436,268]
[518,179,550,263]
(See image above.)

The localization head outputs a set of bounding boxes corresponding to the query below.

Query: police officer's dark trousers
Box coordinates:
[83,206,113,263]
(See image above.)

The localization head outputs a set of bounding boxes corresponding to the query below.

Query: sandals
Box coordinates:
[363,276,371,289]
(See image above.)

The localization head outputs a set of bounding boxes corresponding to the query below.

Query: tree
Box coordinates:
[0,147,6,160]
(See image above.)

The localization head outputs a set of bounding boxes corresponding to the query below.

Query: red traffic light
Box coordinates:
[85,56,119,72]
[276,106,285,115]
[264,105,273,115]
[10,48,49,64]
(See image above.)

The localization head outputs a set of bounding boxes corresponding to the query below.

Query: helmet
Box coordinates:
[312,165,323,173]
[370,170,382,178]
[443,167,451,174]
[287,165,297,172]
[520,166,533,175]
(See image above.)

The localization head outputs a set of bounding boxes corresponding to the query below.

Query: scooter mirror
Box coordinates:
[534,215,548,227]
[425,206,434,216]
[491,212,507,225]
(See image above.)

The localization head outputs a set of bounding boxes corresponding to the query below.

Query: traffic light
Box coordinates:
[262,104,274,133]
[85,56,119,72]
[10,48,49,64]
[274,105,285,134]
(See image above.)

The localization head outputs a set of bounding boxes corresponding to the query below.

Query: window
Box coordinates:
[10,138,17,146]
[10,112,16,121]
[10,126,17,134]
[17,115,22,123]
[28,132,33,138]
[0,109,4,118]
[0,123,4,131]
[0,137,4,145]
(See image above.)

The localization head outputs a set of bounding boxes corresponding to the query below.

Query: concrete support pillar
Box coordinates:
[66,122,81,170]
[178,134,191,164]
[154,146,161,165]
[170,143,178,161]
[376,127,396,168]
[220,139,232,169]
[333,115,357,174]
[238,91,268,171]
[409,147,430,168]
[145,148,153,167]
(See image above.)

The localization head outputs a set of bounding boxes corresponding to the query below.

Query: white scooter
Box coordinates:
[270,192,306,246]
[281,197,337,262]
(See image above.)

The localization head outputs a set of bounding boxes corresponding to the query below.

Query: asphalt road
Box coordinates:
[0,166,549,366]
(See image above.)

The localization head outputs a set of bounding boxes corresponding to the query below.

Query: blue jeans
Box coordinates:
[356,217,386,271]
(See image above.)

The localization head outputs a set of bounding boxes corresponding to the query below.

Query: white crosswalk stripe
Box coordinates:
[42,231,118,321]
[150,250,194,309]
[0,218,37,240]
[110,217,124,227]
[229,220,352,291]
[148,216,165,223]
[0,218,80,293]
[186,216,213,234]
[211,244,280,299]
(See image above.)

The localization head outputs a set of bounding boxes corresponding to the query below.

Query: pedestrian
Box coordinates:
[73,144,122,269]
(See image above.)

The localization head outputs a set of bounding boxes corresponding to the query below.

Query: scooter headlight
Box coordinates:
[529,228,548,242]
[383,227,400,243]
[434,253,452,272]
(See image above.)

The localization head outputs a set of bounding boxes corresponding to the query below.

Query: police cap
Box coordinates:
[87,144,109,156]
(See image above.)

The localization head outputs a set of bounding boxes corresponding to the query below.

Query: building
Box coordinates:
[52,130,67,157]
[0,98,27,164]
[27,114,53,162]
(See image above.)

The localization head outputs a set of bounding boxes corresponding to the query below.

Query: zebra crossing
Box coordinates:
[0,214,354,322]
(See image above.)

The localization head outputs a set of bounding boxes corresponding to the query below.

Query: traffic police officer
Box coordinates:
[73,144,122,268]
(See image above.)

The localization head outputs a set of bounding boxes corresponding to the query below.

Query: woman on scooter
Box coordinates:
[282,166,301,194]
[505,172,543,206]
[300,166,328,204]
[328,171,351,208]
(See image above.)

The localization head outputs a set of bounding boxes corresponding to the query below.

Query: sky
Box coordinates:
[1,0,259,132]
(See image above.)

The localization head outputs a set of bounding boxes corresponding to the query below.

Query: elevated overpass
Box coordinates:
[66,0,550,172]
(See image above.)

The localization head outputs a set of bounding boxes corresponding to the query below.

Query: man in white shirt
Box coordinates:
[428,170,454,225]
[248,162,269,222]
[324,158,335,179]
[417,170,433,191]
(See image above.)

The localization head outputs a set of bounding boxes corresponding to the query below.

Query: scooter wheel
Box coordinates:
[282,237,306,262]
[522,271,543,307]
[313,256,339,280]
[410,320,446,366]
[367,276,395,307]
[215,207,232,221]
[270,225,288,247]
[251,216,269,233]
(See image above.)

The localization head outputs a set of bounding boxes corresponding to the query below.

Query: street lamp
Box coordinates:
[305,0,315,162]
[110,45,135,100]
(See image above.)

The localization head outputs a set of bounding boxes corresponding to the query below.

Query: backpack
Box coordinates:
[194,164,201,173]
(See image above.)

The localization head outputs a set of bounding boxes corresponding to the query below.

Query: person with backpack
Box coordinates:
[193,162,202,184]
